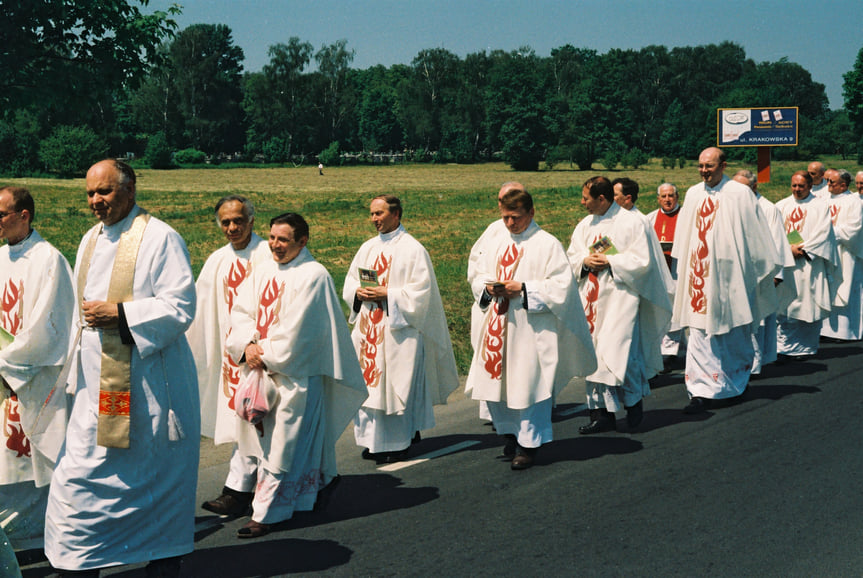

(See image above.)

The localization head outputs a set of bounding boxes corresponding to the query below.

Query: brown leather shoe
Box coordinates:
[510,446,536,470]
[237,520,271,539]
[202,491,252,516]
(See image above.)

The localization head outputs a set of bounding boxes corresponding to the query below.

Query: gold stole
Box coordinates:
[77,211,150,448]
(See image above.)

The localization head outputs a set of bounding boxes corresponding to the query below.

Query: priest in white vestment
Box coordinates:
[732,170,796,376]
[776,171,842,358]
[809,162,828,198]
[0,187,74,551]
[671,148,782,414]
[45,160,200,577]
[226,212,367,538]
[568,176,672,433]
[820,169,863,341]
[343,195,459,464]
[466,188,597,469]
[187,195,271,517]
[467,183,519,422]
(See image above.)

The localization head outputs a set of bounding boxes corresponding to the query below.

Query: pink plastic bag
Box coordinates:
[235,368,272,424]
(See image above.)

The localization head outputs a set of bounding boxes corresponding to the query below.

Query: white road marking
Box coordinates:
[377,440,481,472]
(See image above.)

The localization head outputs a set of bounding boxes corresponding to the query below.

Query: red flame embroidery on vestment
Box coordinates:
[3,394,30,458]
[786,207,806,234]
[688,197,717,314]
[358,251,392,388]
[256,278,285,340]
[223,258,250,314]
[481,243,522,379]
[1,279,23,336]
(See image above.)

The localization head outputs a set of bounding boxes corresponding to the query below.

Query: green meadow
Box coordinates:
[6,157,861,372]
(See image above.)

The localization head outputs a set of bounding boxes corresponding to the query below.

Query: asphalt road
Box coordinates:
[20,339,863,577]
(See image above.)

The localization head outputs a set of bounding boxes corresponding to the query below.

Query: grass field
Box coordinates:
[6,157,862,372]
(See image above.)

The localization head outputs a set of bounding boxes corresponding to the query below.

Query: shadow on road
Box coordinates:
[745,382,820,401]
[193,472,439,541]
[107,538,352,577]
[803,343,861,361]
[539,435,643,466]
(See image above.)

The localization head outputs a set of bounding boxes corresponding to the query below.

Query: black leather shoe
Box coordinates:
[683,396,710,414]
[625,400,643,430]
[361,448,377,460]
[579,409,616,434]
[376,447,409,464]
[501,434,517,459]
[578,419,615,434]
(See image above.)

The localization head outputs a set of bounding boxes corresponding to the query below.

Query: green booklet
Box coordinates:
[358,267,379,288]
[590,235,619,255]
[787,229,804,245]
[0,326,13,350]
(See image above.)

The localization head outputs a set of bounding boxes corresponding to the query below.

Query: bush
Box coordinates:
[600,150,621,171]
[145,132,173,169]
[318,141,341,166]
[174,148,207,164]
[573,145,593,171]
[262,137,290,163]
[677,157,686,169]
[623,148,649,169]
[0,110,45,176]
[38,125,108,177]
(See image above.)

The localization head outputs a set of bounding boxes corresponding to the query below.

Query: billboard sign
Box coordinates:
[717,107,798,147]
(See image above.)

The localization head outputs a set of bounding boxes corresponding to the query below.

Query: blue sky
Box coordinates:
[149,0,862,109]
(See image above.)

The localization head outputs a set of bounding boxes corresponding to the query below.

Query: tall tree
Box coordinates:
[313,39,356,147]
[244,38,315,160]
[485,47,549,171]
[843,45,863,135]
[1,0,178,121]
[357,65,404,152]
[0,0,179,168]
[170,24,245,153]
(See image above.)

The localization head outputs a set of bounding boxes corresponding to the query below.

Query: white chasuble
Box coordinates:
[186,234,270,442]
[465,221,596,410]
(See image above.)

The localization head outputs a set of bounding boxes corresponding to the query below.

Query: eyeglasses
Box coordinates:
[0,210,21,220]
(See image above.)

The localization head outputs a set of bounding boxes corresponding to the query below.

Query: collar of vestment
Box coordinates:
[661,205,681,217]
[78,204,150,449]
[7,229,41,258]
[226,232,264,257]
[378,224,405,243]
[591,201,621,224]
[704,175,730,194]
[508,219,539,242]
[277,246,312,270]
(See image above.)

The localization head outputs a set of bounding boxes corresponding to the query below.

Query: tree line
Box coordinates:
[2,2,862,176]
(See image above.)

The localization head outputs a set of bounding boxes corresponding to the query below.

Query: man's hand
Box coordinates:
[356,285,388,302]
[790,243,806,259]
[485,280,523,299]
[583,252,610,272]
[244,343,266,370]
[82,301,119,328]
